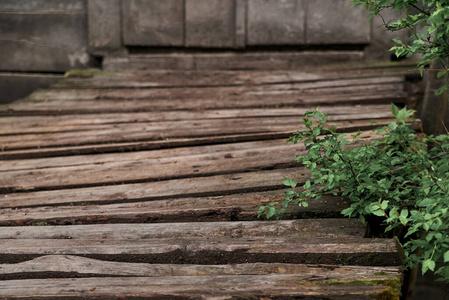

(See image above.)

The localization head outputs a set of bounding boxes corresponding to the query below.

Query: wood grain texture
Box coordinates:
[0,61,416,299]
[0,273,400,299]
[0,191,351,225]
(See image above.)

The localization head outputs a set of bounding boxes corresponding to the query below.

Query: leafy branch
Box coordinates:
[352,0,449,94]
[259,104,449,283]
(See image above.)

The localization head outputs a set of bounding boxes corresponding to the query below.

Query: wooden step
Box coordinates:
[0,62,415,299]
[0,106,392,135]
[0,190,350,226]
[0,261,402,299]
[0,220,400,266]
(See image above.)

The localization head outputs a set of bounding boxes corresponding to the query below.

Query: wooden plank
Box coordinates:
[0,117,393,151]
[0,255,401,279]
[0,112,391,140]
[24,80,404,103]
[0,139,288,171]
[0,105,392,135]
[0,130,382,171]
[34,77,405,102]
[0,131,383,191]
[0,236,401,266]
[59,61,418,90]
[0,191,351,225]
[0,91,407,115]
[0,168,301,208]
[54,72,404,89]
[2,91,407,116]
[0,147,300,192]
[0,128,385,160]
[0,219,365,239]
[0,272,401,299]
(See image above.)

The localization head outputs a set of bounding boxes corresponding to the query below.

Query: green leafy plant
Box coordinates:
[351,0,449,94]
[259,105,449,282]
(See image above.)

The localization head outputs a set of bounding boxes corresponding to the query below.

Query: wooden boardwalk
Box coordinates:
[0,61,420,299]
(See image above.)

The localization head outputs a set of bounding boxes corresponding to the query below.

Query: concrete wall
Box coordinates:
[0,0,95,103]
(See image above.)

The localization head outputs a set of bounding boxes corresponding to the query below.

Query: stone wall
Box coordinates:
[1,0,406,103]
[91,0,373,52]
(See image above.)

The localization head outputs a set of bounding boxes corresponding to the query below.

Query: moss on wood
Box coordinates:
[64,69,109,78]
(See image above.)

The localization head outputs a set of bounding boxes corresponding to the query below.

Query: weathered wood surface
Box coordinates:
[0,132,385,192]
[0,220,401,266]
[0,62,417,299]
[0,271,401,299]
[0,191,350,225]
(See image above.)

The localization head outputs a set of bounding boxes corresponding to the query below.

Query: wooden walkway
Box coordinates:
[0,61,420,299]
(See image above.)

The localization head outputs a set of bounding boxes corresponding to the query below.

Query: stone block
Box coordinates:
[122,0,184,46]
[0,13,93,72]
[235,0,247,48]
[88,0,123,55]
[103,54,195,72]
[247,0,305,45]
[0,73,62,104]
[185,0,236,48]
[103,51,364,71]
[0,0,85,11]
[306,0,370,44]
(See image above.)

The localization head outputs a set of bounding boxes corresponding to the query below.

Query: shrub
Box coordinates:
[259,104,449,282]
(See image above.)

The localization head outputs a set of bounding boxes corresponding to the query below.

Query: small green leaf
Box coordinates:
[444,251,449,263]
[283,178,297,188]
[399,215,408,226]
[437,70,447,79]
[304,180,311,190]
[388,122,398,130]
[266,207,276,219]
[422,259,436,275]
[380,200,389,210]
[372,209,385,217]
[400,209,409,218]
[391,103,399,117]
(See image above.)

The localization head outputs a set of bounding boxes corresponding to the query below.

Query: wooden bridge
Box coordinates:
[0,61,420,299]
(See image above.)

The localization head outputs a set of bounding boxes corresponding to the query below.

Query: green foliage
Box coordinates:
[351,0,449,93]
[259,105,449,282]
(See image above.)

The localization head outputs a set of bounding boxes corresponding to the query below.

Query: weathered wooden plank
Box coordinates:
[25,79,405,103]
[0,236,401,266]
[0,133,301,160]
[0,112,390,141]
[54,72,404,89]
[1,91,407,115]
[0,139,287,171]
[0,148,300,192]
[0,105,392,135]
[3,91,408,116]
[0,130,382,172]
[0,117,393,151]
[0,168,301,208]
[0,128,382,160]
[0,191,350,225]
[0,219,365,239]
[35,79,405,104]
[0,255,401,279]
[0,273,401,299]
[0,131,383,192]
